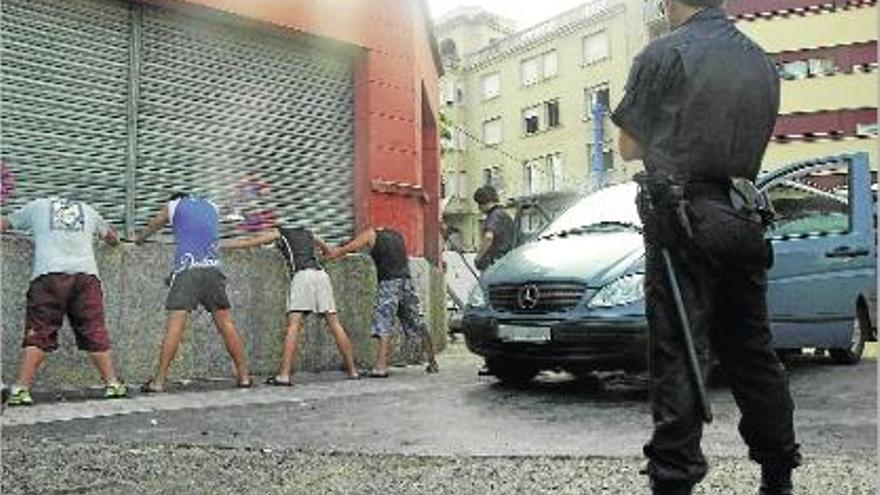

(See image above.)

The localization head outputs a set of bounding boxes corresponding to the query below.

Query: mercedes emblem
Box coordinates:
[517,284,541,310]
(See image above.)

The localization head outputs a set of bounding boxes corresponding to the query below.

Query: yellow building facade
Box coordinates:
[436,0,648,249]
[729,0,878,169]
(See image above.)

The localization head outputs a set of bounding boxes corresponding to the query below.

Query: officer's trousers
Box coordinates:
[643,197,800,486]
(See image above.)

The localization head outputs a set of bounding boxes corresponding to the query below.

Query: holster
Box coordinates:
[633,171,693,250]
[729,177,776,229]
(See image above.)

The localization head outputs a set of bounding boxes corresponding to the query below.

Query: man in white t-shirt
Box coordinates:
[1,197,128,406]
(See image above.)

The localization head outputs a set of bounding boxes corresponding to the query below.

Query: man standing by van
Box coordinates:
[473,185,514,271]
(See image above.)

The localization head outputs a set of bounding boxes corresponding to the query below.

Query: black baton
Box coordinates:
[661,248,713,424]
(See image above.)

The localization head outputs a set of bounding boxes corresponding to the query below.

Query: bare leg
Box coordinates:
[87,351,121,384]
[323,313,357,377]
[149,310,189,389]
[276,312,305,383]
[211,308,250,384]
[374,334,391,374]
[421,326,439,373]
[15,346,47,389]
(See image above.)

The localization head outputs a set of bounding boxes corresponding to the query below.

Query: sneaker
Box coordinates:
[8,386,33,407]
[104,382,128,399]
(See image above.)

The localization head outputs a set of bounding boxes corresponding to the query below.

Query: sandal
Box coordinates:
[140,380,165,394]
[264,376,291,387]
[346,373,361,380]
[236,379,255,389]
[367,370,389,378]
[425,361,440,374]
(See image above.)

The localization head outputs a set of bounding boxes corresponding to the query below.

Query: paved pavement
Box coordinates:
[2,341,877,494]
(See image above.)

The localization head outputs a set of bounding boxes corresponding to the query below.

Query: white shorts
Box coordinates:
[287,269,337,314]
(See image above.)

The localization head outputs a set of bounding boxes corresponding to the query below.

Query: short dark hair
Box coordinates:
[472,185,499,205]
[169,191,189,201]
[676,0,724,8]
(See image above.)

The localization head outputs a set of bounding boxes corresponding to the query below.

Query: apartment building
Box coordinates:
[437,0,648,249]
[727,0,878,170]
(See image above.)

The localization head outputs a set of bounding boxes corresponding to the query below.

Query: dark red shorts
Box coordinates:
[24,273,111,353]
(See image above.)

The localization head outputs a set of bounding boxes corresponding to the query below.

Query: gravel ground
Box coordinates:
[2,438,875,495]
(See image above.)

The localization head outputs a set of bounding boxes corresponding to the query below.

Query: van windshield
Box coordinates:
[539,182,641,238]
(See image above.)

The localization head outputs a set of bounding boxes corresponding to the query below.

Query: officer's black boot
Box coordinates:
[757,466,793,495]
[651,479,693,495]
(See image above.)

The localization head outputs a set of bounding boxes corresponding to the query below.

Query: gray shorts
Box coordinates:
[371,278,424,338]
[287,269,336,314]
[165,267,230,312]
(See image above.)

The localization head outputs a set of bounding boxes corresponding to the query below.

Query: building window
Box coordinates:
[546,100,560,129]
[481,72,501,100]
[856,123,879,137]
[588,143,614,171]
[547,153,564,191]
[523,105,541,135]
[441,79,455,107]
[542,50,558,78]
[585,84,610,117]
[440,39,458,60]
[482,166,504,192]
[779,60,809,80]
[454,128,468,151]
[482,118,502,145]
[443,171,470,200]
[523,159,544,195]
[521,50,557,86]
[523,99,561,136]
[582,31,609,65]
[807,58,836,76]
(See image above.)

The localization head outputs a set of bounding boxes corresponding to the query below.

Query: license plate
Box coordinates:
[497,325,551,343]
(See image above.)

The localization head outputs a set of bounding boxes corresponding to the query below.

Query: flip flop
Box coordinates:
[346,373,361,380]
[140,380,165,394]
[367,370,389,378]
[237,379,255,389]
[425,361,440,374]
[264,376,292,387]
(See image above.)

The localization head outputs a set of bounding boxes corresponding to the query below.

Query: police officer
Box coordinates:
[611,1,800,494]
[472,185,514,271]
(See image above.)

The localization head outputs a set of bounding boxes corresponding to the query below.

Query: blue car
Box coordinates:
[462,153,877,383]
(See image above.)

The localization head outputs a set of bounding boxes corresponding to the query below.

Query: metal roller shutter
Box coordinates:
[136,4,356,243]
[0,0,131,225]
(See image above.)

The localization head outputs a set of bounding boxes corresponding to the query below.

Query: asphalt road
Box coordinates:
[2,341,877,494]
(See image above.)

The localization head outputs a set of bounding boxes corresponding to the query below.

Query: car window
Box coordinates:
[540,183,641,237]
[766,165,850,238]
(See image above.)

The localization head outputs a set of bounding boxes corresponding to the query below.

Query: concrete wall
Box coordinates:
[1,239,446,390]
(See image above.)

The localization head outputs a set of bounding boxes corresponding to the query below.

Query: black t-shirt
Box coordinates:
[611,8,779,182]
[476,205,515,270]
[276,226,321,274]
[370,228,410,281]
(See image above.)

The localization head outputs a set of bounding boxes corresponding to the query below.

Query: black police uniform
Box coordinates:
[475,205,515,271]
[610,7,800,490]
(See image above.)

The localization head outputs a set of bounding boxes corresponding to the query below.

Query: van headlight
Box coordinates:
[467,285,488,308]
[588,274,645,308]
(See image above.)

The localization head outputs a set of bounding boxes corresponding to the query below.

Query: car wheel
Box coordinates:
[487,359,538,385]
[829,305,869,365]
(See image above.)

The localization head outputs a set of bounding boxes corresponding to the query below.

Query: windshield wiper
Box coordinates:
[541,221,642,239]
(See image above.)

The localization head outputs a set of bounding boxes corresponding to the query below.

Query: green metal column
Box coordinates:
[125,3,143,239]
